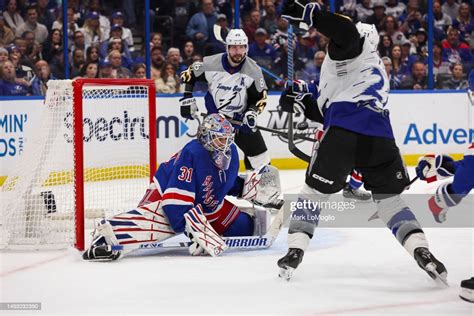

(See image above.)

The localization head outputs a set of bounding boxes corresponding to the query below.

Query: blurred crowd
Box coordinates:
[0,0,473,96]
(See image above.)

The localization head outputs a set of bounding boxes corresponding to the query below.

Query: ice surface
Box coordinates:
[0,168,473,315]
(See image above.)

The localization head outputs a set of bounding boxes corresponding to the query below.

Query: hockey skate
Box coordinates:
[83,244,121,262]
[342,184,371,202]
[459,277,474,303]
[277,248,304,281]
[413,247,448,286]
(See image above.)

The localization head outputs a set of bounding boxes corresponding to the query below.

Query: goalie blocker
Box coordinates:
[83,114,285,261]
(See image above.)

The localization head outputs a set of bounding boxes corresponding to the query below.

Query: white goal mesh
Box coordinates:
[1,79,156,250]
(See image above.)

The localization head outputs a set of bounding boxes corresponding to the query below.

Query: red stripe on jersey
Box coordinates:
[428,196,443,216]
[351,172,362,181]
[162,192,195,203]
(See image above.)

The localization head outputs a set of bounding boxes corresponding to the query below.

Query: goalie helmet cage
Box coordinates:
[0,79,156,251]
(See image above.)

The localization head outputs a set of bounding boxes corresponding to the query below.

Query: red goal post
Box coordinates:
[73,79,156,250]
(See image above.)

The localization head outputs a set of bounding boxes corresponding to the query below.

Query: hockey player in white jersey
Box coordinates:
[276,0,447,284]
[179,29,272,172]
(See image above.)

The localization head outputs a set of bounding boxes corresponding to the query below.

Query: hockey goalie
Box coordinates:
[83,114,285,261]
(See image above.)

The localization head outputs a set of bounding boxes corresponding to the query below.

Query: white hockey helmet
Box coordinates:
[356,22,379,48]
[226,28,249,54]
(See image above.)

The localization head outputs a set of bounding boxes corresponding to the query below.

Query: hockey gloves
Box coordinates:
[279,80,312,114]
[180,96,198,120]
[281,0,321,28]
[428,182,463,223]
[242,110,258,133]
[416,154,455,183]
[184,204,228,257]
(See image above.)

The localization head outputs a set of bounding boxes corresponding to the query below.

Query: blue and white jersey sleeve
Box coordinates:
[451,142,474,196]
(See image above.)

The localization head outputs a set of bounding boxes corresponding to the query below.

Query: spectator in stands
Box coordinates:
[295,31,317,71]
[42,28,62,62]
[380,15,407,45]
[413,28,428,61]
[8,44,34,82]
[87,0,110,37]
[36,0,55,30]
[366,0,386,31]
[52,7,79,44]
[262,0,278,34]
[31,59,55,96]
[108,50,132,79]
[181,40,195,67]
[70,30,86,56]
[13,38,32,67]
[71,48,85,78]
[0,48,9,63]
[390,44,410,79]
[442,26,472,65]
[101,36,132,67]
[155,62,181,94]
[426,0,452,32]
[22,30,43,64]
[150,32,163,49]
[400,61,428,90]
[442,0,460,21]
[317,33,329,52]
[452,3,474,46]
[355,0,373,23]
[378,34,393,58]
[166,47,185,74]
[432,41,451,78]
[151,46,164,80]
[440,63,469,90]
[132,63,146,79]
[248,28,277,71]
[382,56,401,90]
[98,60,113,78]
[0,15,15,46]
[109,11,134,52]
[0,60,31,96]
[3,0,24,34]
[186,0,217,54]
[48,47,65,79]
[15,5,48,44]
[80,11,106,47]
[385,0,406,20]
[77,61,99,79]
[297,50,325,84]
[204,14,227,55]
[399,4,423,36]
[243,9,262,43]
[85,44,100,64]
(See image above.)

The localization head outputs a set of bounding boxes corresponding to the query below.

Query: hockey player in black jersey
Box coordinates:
[277,0,447,285]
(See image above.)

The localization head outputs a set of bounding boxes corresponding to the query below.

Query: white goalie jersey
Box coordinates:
[181,53,268,117]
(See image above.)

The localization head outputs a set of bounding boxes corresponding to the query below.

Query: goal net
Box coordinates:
[0,79,156,250]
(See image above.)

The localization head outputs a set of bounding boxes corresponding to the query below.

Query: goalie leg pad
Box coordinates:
[184,204,228,257]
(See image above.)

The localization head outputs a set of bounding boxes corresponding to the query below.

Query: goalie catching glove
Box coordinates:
[184,204,228,256]
[416,154,455,183]
[240,164,282,208]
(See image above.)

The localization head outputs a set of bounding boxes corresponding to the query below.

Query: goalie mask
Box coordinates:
[198,114,235,170]
[226,29,248,65]
[356,22,379,48]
